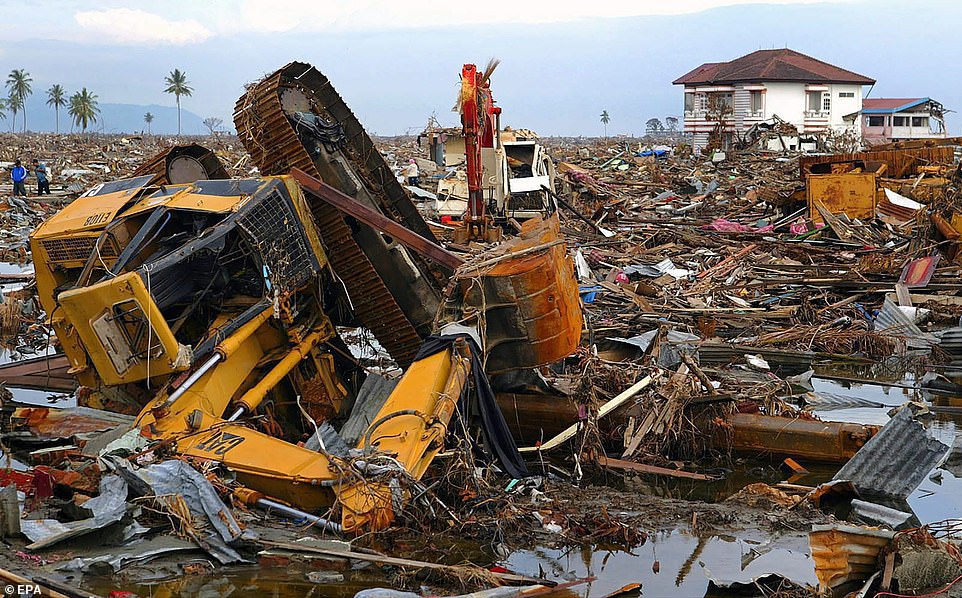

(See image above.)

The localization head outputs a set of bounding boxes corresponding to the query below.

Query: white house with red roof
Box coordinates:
[861,98,946,145]
[673,49,875,151]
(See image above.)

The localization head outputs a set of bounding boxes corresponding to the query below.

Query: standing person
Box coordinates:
[33,159,50,196]
[11,160,26,197]
[405,158,420,187]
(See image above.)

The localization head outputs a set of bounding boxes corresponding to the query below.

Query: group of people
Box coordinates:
[10,159,50,197]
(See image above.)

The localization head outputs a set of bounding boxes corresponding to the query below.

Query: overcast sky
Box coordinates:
[0,0,957,135]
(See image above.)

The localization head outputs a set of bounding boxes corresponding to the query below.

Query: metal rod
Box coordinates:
[290,167,463,270]
[541,185,612,237]
[256,497,343,534]
[162,353,221,408]
[227,406,245,422]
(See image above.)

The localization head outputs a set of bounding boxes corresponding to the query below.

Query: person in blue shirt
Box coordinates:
[32,159,49,195]
[11,160,26,197]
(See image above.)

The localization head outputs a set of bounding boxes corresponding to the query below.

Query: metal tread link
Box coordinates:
[234,70,422,368]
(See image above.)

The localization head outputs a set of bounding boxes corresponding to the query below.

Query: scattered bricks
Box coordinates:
[781,458,810,476]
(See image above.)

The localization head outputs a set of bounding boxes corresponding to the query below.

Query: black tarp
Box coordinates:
[414,333,529,479]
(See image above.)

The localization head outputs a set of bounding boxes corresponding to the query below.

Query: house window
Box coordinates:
[911,116,929,127]
[838,92,855,98]
[893,116,909,126]
[749,90,763,114]
[867,116,885,127]
[684,92,694,112]
[806,91,823,112]
[822,94,831,111]
[709,92,733,110]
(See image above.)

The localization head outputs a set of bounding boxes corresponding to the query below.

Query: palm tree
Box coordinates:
[163,69,193,135]
[6,70,32,132]
[68,88,100,134]
[46,84,66,134]
[7,93,22,132]
[600,110,610,142]
[144,112,154,135]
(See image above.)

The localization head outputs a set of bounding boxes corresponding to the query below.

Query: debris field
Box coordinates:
[2,61,962,598]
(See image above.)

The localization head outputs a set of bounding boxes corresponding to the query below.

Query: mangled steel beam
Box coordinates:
[291,167,463,271]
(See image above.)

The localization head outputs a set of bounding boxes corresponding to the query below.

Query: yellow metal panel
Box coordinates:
[339,344,471,530]
[58,272,187,385]
[281,176,328,269]
[122,189,251,218]
[32,189,134,239]
[807,173,878,224]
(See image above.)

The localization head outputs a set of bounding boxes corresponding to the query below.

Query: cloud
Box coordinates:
[227,0,860,33]
[74,8,213,45]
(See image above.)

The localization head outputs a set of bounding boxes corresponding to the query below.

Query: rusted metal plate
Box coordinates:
[724,413,877,463]
[807,173,878,224]
[809,524,894,592]
[0,354,76,392]
[12,406,133,441]
[799,146,954,179]
[445,215,582,373]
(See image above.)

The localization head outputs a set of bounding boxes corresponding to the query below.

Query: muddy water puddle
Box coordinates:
[81,529,816,598]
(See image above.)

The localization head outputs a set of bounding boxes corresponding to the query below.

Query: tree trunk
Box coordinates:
[55,106,59,134]
[177,96,181,136]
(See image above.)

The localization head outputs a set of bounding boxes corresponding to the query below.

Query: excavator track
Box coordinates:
[234,63,442,367]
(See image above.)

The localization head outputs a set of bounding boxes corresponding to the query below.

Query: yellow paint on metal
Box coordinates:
[58,272,187,386]
[32,189,137,239]
[339,343,471,531]
[806,173,878,224]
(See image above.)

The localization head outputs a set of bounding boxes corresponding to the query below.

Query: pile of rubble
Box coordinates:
[4,95,962,595]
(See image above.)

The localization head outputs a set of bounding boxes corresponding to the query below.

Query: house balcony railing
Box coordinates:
[804,110,828,119]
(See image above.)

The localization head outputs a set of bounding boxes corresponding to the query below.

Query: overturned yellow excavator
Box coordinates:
[30,62,582,532]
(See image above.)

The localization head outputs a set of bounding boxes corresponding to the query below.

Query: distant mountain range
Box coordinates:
[1,97,229,136]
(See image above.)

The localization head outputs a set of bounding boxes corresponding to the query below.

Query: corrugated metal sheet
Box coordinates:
[936,327,962,356]
[800,391,885,411]
[339,374,399,446]
[698,341,814,369]
[810,524,895,592]
[850,499,915,529]
[874,297,938,349]
[833,406,949,499]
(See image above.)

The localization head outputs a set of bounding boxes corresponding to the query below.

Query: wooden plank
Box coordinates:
[518,375,653,453]
[895,283,912,307]
[599,456,717,481]
[258,541,551,586]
